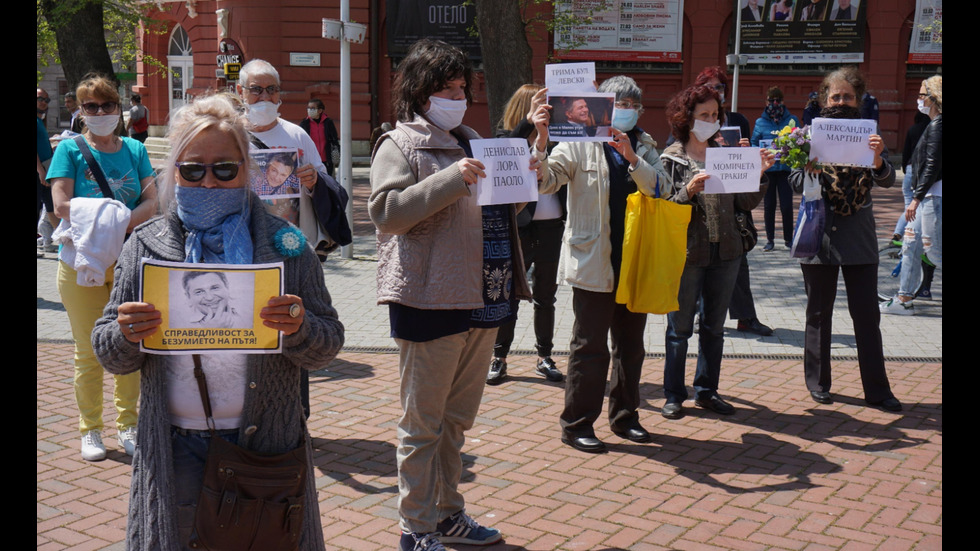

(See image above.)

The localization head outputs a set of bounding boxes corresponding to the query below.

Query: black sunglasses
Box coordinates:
[37,96,51,103]
[174,160,244,182]
[81,101,119,115]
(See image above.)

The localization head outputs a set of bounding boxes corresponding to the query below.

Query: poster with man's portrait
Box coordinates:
[139,259,284,355]
[250,148,301,225]
[547,93,616,142]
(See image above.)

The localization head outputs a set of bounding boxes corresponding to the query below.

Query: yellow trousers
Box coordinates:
[57,261,139,433]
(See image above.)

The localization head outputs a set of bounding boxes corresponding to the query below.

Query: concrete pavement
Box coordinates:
[37,167,941,549]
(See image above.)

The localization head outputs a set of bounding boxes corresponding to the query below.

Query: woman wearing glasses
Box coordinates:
[48,75,157,462]
[789,67,902,412]
[540,76,670,454]
[92,93,344,550]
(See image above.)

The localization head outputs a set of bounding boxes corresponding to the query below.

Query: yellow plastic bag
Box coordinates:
[615,190,691,314]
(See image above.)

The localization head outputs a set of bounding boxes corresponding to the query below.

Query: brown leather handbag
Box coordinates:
[189,355,307,551]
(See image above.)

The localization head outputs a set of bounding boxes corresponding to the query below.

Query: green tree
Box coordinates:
[474,0,605,130]
[37,0,165,89]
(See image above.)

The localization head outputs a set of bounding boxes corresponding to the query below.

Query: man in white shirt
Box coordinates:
[237,59,329,188]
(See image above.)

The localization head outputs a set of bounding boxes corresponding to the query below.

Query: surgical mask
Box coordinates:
[307,109,320,119]
[917,98,931,115]
[425,96,467,131]
[246,101,280,127]
[691,119,720,142]
[611,107,639,132]
[85,114,120,137]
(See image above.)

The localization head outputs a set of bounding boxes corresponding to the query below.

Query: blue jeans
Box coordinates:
[172,427,239,549]
[664,245,741,403]
[892,167,914,237]
[899,195,942,297]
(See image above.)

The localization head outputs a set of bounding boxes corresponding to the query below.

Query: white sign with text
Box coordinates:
[472,138,539,206]
[704,147,762,194]
[809,117,876,168]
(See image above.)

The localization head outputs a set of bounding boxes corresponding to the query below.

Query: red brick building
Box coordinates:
[136,1,937,152]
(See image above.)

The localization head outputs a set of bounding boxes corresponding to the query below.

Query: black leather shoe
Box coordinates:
[611,425,652,443]
[763,241,775,252]
[535,357,564,382]
[695,394,736,415]
[661,401,684,420]
[486,358,507,385]
[561,435,607,454]
[737,318,774,337]
[810,391,832,404]
[868,397,903,412]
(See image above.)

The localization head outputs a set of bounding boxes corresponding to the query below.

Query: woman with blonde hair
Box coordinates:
[487,83,565,385]
[881,75,942,314]
[92,93,344,550]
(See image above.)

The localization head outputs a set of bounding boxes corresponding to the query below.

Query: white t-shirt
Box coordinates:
[251,119,328,180]
[167,354,248,430]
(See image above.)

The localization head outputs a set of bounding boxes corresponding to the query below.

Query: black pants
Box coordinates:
[560,288,646,437]
[493,219,563,358]
[727,254,757,321]
[800,263,894,402]
[764,171,794,245]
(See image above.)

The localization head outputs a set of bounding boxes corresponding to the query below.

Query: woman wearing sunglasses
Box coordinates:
[92,93,344,550]
[48,75,157,462]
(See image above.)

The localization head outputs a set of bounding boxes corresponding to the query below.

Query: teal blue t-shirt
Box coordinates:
[47,137,153,210]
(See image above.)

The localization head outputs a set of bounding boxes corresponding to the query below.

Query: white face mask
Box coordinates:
[246,101,280,127]
[917,98,931,115]
[425,96,467,131]
[307,109,320,119]
[611,107,639,132]
[85,114,120,137]
[691,119,721,142]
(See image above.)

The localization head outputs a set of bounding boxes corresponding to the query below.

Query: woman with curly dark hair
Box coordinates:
[660,85,774,420]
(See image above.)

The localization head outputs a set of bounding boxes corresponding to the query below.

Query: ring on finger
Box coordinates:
[128,323,135,334]
[289,303,301,318]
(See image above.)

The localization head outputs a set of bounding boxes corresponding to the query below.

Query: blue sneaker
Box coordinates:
[400,532,446,551]
[435,509,502,545]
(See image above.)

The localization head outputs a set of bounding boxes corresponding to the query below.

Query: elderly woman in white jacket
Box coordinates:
[539,76,670,454]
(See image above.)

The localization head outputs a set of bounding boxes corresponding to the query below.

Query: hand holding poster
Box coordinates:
[139,259,285,355]
[547,93,615,142]
[704,148,763,194]
[250,148,301,225]
[472,138,538,206]
[544,62,596,93]
[808,118,876,168]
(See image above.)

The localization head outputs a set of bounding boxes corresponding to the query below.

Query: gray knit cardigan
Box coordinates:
[93,198,344,551]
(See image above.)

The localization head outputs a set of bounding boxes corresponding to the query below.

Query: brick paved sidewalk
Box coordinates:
[38,343,941,550]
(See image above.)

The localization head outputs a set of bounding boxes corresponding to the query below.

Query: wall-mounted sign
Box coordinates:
[289,53,322,67]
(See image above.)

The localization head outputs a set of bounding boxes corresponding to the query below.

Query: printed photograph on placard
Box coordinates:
[547,93,616,142]
[138,259,284,355]
[250,148,301,225]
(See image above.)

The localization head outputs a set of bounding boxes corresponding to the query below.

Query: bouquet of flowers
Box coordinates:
[768,121,816,170]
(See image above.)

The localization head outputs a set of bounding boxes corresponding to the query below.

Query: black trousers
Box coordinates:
[493,219,563,358]
[764,171,794,245]
[727,254,757,321]
[560,288,647,437]
[800,263,894,402]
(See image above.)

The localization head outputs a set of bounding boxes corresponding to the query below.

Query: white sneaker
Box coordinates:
[80,430,107,461]
[118,427,137,456]
[880,297,914,316]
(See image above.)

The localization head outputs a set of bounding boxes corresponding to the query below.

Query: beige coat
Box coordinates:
[369,115,529,309]
[539,131,670,293]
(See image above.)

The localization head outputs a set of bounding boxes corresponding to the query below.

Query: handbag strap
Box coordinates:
[72,135,115,200]
[192,355,218,433]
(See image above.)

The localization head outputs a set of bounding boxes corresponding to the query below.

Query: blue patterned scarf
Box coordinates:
[176,186,253,264]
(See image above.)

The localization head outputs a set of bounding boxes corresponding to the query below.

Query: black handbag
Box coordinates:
[190,355,306,551]
[734,209,758,252]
